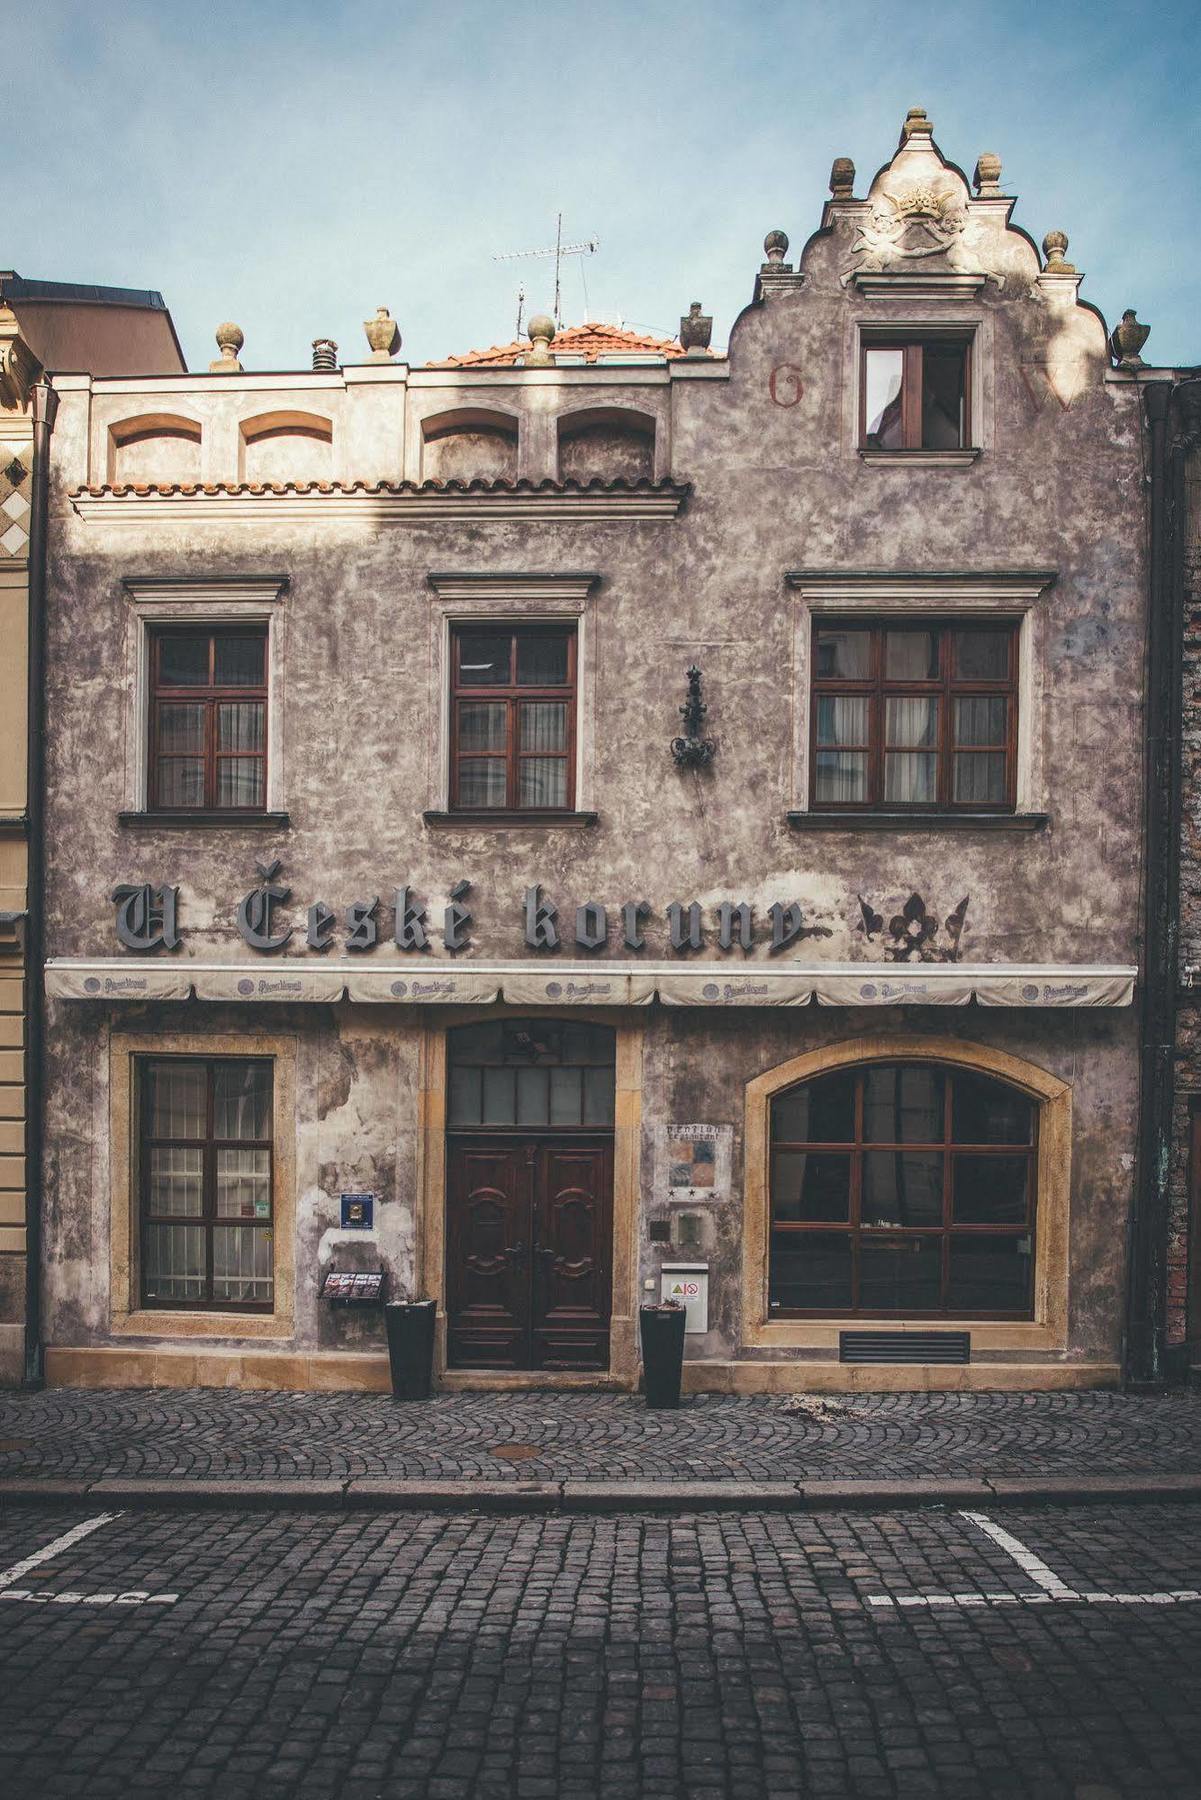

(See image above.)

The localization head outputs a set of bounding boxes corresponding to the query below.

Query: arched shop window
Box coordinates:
[447,1020,615,1129]
[768,1061,1036,1318]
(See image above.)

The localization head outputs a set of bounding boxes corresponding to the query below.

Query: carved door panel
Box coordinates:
[446,1144,530,1370]
[531,1143,613,1372]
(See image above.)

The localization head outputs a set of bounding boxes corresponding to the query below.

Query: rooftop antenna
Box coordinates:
[514,283,526,340]
[494,212,599,329]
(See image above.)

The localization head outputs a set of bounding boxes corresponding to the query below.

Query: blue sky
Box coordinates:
[7,1,1199,370]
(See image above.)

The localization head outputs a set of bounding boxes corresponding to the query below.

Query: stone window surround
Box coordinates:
[108,1028,297,1341]
[847,312,991,465]
[424,573,601,823]
[786,570,1054,821]
[120,578,290,818]
[741,1033,1071,1358]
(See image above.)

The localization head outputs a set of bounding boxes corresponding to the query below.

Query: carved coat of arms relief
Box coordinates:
[840,182,1002,288]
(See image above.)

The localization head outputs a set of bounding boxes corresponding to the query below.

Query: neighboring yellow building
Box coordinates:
[0,273,182,1384]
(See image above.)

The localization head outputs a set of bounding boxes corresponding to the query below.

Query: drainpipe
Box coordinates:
[1127,379,1178,1385]
[23,377,57,1388]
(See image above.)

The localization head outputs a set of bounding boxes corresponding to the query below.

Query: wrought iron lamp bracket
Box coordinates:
[671,665,716,769]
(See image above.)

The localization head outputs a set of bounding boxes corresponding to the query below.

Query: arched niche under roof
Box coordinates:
[107,413,202,485]
[420,407,519,483]
[238,411,334,485]
[557,406,655,482]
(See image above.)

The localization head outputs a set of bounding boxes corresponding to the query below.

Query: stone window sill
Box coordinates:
[118,810,291,829]
[857,447,981,467]
[787,810,1048,833]
[423,809,599,830]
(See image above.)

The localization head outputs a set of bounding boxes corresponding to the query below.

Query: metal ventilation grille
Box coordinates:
[839,1330,971,1365]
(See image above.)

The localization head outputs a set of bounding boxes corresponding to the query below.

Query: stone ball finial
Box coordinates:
[525,313,556,366]
[829,158,855,200]
[1110,309,1151,369]
[209,321,244,374]
[363,306,401,362]
[1042,230,1077,274]
[902,107,933,140]
[679,301,712,356]
[763,229,790,264]
[973,152,1002,196]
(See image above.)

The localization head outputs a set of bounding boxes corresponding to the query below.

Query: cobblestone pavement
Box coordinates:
[1,1501,1200,1798]
[3,1387,1201,1485]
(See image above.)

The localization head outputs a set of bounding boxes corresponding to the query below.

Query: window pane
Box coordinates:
[212,1225,273,1304]
[458,702,506,752]
[859,1235,943,1310]
[521,702,567,753]
[218,701,264,752]
[216,1148,272,1219]
[954,697,1006,748]
[885,697,938,747]
[952,1074,1033,1145]
[147,1062,206,1139]
[458,759,507,808]
[884,752,937,802]
[864,348,904,448]
[216,758,265,809]
[582,1066,616,1125]
[550,1067,583,1125]
[148,1146,203,1217]
[157,703,204,754]
[952,1154,1030,1224]
[816,695,868,747]
[947,1235,1031,1312]
[214,636,265,687]
[457,633,510,684]
[516,1066,550,1125]
[953,752,1006,805]
[954,629,1010,681]
[815,750,868,803]
[144,1223,206,1301]
[156,759,205,808]
[214,1063,271,1140]
[562,1023,611,1064]
[519,758,567,808]
[772,1151,850,1222]
[157,635,209,686]
[448,1064,482,1125]
[862,1151,944,1227]
[770,1230,852,1311]
[516,634,569,685]
[771,1072,855,1144]
[863,1066,944,1143]
[482,1067,516,1125]
[921,343,967,448]
[885,631,938,680]
[815,628,870,680]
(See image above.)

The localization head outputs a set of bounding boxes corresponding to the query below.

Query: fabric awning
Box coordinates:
[45,959,1137,1008]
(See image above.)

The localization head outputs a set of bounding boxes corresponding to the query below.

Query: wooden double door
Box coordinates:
[446,1134,614,1371]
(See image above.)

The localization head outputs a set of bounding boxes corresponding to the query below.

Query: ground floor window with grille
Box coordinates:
[139,1057,274,1310]
[769,1061,1035,1318]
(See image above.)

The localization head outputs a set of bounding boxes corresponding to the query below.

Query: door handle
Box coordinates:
[533,1245,555,1262]
[503,1240,526,1263]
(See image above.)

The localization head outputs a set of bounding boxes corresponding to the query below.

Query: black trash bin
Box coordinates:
[383,1298,437,1400]
[639,1302,686,1410]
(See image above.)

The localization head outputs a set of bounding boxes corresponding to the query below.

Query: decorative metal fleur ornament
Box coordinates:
[671,666,716,770]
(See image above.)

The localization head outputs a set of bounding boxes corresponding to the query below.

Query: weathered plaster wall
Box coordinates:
[1169,445,1201,1350]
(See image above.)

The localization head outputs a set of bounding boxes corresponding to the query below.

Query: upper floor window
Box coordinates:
[149,625,268,813]
[861,335,971,450]
[812,619,1018,811]
[450,623,576,814]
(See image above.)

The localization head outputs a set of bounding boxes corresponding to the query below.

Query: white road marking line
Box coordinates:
[0,1512,176,1608]
[865,1512,1201,1612]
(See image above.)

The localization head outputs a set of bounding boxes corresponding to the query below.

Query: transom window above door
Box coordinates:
[811,619,1018,811]
[149,625,268,812]
[450,623,577,815]
[447,1019,615,1128]
[769,1061,1036,1319]
[861,335,972,450]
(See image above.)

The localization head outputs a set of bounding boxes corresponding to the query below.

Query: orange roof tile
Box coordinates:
[428,320,708,368]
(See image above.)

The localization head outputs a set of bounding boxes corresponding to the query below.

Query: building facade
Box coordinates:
[37,112,1152,1394]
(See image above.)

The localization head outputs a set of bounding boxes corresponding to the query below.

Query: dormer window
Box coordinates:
[861,334,971,450]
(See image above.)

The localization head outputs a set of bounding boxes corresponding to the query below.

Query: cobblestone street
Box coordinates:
[3,1388,1201,1486]
[1,1500,1200,1799]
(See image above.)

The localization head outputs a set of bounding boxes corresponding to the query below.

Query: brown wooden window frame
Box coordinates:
[449,622,577,817]
[148,624,269,814]
[859,333,973,451]
[138,1056,275,1314]
[769,1062,1038,1321]
[809,617,1019,813]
